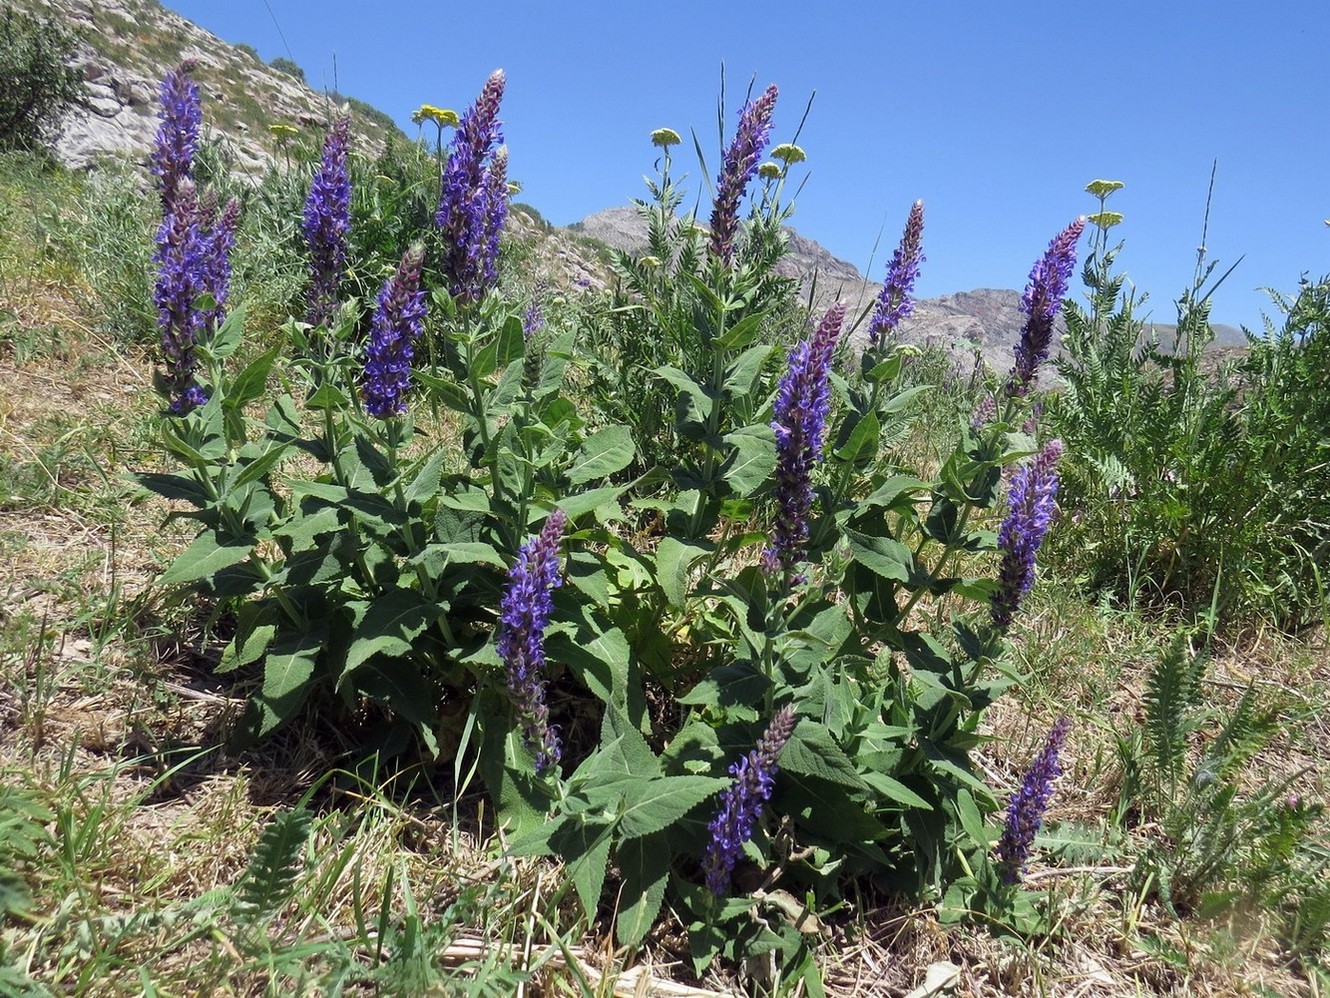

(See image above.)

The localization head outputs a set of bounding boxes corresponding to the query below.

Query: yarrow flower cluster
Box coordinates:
[995,716,1071,884]
[436,70,508,302]
[303,114,352,327]
[361,244,427,418]
[708,84,778,265]
[992,439,1062,628]
[766,302,845,583]
[150,61,239,415]
[496,508,568,773]
[867,200,925,351]
[703,706,798,896]
[1007,218,1086,396]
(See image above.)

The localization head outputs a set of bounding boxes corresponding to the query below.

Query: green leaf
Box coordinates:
[833,411,880,466]
[209,304,246,359]
[354,663,440,756]
[780,720,871,792]
[306,382,349,410]
[844,529,912,583]
[677,661,770,710]
[654,537,709,608]
[343,589,438,678]
[615,775,727,839]
[412,541,507,574]
[135,471,211,506]
[251,628,323,736]
[714,312,766,351]
[233,440,291,488]
[414,369,474,415]
[720,424,777,498]
[566,425,635,486]
[654,365,714,421]
[859,771,932,809]
[158,531,255,587]
[616,832,671,947]
[556,485,627,523]
[551,820,614,921]
[225,347,280,412]
[404,450,445,506]
[954,789,991,848]
[722,343,774,396]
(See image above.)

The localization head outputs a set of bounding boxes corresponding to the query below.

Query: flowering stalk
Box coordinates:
[708,84,778,265]
[1007,218,1086,396]
[200,196,240,328]
[496,508,567,773]
[303,114,352,327]
[766,302,844,583]
[867,200,925,351]
[995,717,1071,884]
[436,70,506,302]
[991,439,1062,627]
[152,178,209,413]
[703,706,797,896]
[150,60,200,212]
[361,244,427,419]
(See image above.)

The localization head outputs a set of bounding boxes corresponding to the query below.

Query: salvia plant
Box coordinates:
[140,65,1096,974]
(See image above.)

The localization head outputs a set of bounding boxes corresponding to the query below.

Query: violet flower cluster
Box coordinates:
[766,302,845,583]
[436,70,508,302]
[991,439,1063,628]
[708,84,778,265]
[361,244,427,418]
[303,114,352,328]
[150,60,200,212]
[1007,218,1086,396]
[995,716,1071,884]
[703,706,797,896]
[867,200,925,351]
[496,508,567,774]
[150,61,239,414]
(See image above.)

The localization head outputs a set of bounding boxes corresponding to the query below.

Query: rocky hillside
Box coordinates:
[17,0,403,173]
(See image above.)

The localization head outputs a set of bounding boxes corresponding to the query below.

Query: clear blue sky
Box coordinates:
[164,0,1329,329]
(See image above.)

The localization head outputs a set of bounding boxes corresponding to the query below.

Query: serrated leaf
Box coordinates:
[567,425,635,485]
[654,536,710,608]
[780,720,871,791]
[158,531,255,587]
[343,589,438,678]
[844,529,912,583]
[225,347,280,411]
[615,775,727,839]
[834,411,880,465]
[616,832,671,947]
[252,629,323,736]
[722,343,774,395]
[720,424,777,497]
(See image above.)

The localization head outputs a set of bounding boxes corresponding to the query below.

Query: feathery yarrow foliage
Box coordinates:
[496,509,568,774]
[867,200,925,351]
[704,706,798,896]
[995,717,1071,884]
[708,84,778,265]
[361,244,427,418]
[1008,217,1086,395]
[436,69,507,302]
[766,303,845,582]
[992,439,1062,627]
[303,114,352,328]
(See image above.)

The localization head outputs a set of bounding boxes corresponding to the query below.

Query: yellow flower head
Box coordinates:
[771,143,806,164]
[758,162,782,180]
[268,123,300,141]
[1086,210,1124,230]
[1084,179,1125,198]
[640,255,662,268]
[413,104,459,127]
[651,127,682,148]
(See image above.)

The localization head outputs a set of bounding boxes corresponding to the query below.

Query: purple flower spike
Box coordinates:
[708,84,779,265]
[362,244,428,419]
[1007,218,1086,396]
[496,508,568,774]
[303,114,352,328]
[436,70,506,302]
[992,439,1062,628]
[201,196,240,328]
[766,302,845,583]
[868,200,925,351]
[151,60,200,212]
[703,706,798,896]
[153,178,209,413]
[996,717,1071,884]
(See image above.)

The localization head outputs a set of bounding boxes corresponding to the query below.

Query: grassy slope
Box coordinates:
[1,153,1328,996]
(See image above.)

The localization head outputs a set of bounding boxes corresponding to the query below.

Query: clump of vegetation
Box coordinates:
[0,48,1326,998]
[0,6,90,154]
